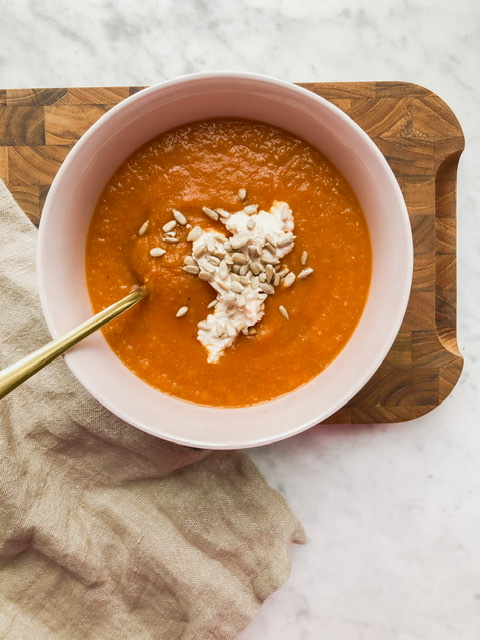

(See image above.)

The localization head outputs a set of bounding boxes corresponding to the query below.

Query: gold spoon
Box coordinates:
[0,285,148,400]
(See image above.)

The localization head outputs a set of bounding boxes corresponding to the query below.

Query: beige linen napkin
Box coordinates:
[0,182,306,640]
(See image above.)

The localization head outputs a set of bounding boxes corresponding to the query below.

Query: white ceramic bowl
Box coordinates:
[37,72,413,449]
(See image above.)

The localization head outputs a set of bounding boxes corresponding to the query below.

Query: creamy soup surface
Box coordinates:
[85,119,372,407]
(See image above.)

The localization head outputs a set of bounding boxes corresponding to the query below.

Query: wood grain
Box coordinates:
[0,81,464,423]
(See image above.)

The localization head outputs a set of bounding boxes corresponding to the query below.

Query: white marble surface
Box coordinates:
[1,0,479,638]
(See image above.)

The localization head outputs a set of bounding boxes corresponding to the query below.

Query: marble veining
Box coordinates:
[1,1,480,638]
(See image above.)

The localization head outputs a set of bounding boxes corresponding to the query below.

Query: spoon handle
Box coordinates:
[0,285,147,400]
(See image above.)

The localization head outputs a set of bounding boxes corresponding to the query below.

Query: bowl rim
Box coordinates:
[37,71,413,449]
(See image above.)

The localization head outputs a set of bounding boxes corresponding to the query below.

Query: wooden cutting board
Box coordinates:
[0,81,464,423]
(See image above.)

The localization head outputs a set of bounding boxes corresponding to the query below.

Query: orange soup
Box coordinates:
[85,119,372,407]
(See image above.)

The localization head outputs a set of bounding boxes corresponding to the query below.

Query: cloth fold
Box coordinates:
[0,181,306,640]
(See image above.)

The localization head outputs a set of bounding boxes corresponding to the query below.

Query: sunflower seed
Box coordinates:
[193,243,206,258]
[258,272,267,283]
[198,321,210,331]
[162,220,177,233]
[206,235,216,253]
[247,218,256,231]
[172,209,188,225]
[266,234,277,247]
[231,266,241,276]
[176,306,188,317]
[277,235,293,248]
[248,327,257,335]
[150,247,166,257]
[138,220,149,236]
[298,267,314,280]
[184,255,196,266]
[265,264,274,282]
[187,226,203,242]
[219,261,230,280]
[232,252,249,265]
[231,236,248,250]
[237,188,247,201]
[244,204,258,215]
[213,249,226,260]
[283,272,296,288]
[202,262,216,274]
[279,267,290,278]
[250,276,260,289]
[165,230,176,237]
[183,265,200,275]
[216,208,231,219]
[198,271,213,281]
[202,206,219,221]
[278,305,289,320]
[238,275,250,286]
[264,242,276,255]
[225,320,236,337]
[208,255,221,266]
[207,299,218,309]
[224,292,236,303]
[260,282,275,295]
[249,245,259,259]
[261,256,280,266]
[239,264,249,276]
[216,279,231,291]
[250,262,262,276]
[301,251,309,266]
[163,237,179,244]
[230,281,243,294]
[273,273,281,287]
[216,324,226,338]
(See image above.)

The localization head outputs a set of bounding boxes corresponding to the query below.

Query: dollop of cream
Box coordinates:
[188,201,295,363]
